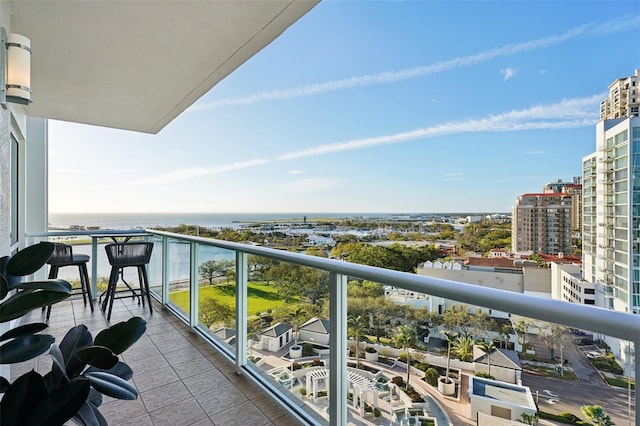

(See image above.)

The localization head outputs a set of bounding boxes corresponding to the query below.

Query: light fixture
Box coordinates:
[1,27,32,108]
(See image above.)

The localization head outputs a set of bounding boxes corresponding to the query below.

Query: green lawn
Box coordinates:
[169,281,299,316]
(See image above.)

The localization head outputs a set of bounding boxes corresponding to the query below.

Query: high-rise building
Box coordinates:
[543,178,583,233]
[511,192,573,255]
[582,117,640,314]
[599,68,639,120]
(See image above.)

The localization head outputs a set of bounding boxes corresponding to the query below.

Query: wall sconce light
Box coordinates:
[1,26,32,109]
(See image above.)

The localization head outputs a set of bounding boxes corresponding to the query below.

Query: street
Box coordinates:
[522,373,635,425]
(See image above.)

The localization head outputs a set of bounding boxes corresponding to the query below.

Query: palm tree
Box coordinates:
[581,405,614,426]
[395,324,417,390]
[348,314,367,365]
[440,330,459,384]
[478,340,496,377]
[290,306,306,344]
[452,335,475,362]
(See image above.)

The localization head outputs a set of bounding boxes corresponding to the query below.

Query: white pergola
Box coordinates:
[305,368,379,417]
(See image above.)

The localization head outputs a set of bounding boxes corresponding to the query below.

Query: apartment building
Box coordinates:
[543,178,583,233]
[599,68,640,120]
[582,117,640,314]
[511,192,573,255]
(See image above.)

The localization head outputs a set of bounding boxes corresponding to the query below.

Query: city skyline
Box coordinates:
[48,2,640,213]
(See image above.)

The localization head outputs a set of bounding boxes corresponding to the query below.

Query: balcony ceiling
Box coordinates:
[8,1,318,133]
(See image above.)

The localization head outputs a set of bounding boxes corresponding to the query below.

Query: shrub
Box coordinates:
[291,362,301,371]
[391,376,404,386]
[365,346,377,353]
[424,368,439,386]
[299,388,307,396]
[311,358,323,367]
[373,407,381,418]
[592,355,624,374]
[475,372,494,379]
[302,342,315,357]
[538,410,585,425]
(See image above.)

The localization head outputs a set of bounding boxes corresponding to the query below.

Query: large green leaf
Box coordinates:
[77,346,118,370]
[86,371,137,400]
[87,388,103,407]
[73,401,107,426]
[16,279,72,293]
[6,242,54,277]
[85,361,134,381]
[28,378,90,426]
[94,317,147,355]
[0,275,7,300]
[0,289,71,323]
[0,322,49,342]
[0,371,47,426]
[59,325,93,377]
[48,343,70,382]
[0,375,10,392]
[0,334,55,364]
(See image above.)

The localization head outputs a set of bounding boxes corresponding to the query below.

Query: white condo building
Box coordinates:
[582,83,640,362]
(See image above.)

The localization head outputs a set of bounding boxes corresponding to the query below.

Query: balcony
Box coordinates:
[18,228,640,425]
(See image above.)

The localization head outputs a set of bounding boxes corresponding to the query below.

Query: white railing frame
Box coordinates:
[27,228,640,425]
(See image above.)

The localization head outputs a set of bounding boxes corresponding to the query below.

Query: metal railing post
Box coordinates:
[236,251,248,371]
[162,236,169,306]
[329,272,347,426]
[91,236,98,299]
[189,242,198,329]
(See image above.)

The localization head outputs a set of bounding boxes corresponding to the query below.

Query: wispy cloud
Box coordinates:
[278,94,602,160]
[444,173,463,177]
[501,67,516,81]
[135,159,269,185]
[524,150,546,155]
[191,15,639,110]
[140,94,601,184]
[279,177,345,193]
[444,173,465,182]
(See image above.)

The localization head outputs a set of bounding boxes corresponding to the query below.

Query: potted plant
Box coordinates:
[0,242,146,425]
[364,345,378,362]
[438,330,457,396]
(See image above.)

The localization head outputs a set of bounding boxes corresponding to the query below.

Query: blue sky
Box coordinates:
[49,1,640,214]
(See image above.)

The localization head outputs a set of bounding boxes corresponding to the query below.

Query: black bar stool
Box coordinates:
[103,242,154,321]
[45,243,93,320]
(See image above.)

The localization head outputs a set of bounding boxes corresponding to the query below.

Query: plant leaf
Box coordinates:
[59,325,93,377]
[77,346,118,370]
[85,361,134,381]
[28,378,90,426]
[16,279,72,293]
[0,371,47,426]
[86,371,137,400]
[0,334,55,364]
[73,401,101,426]
[0,322,49,342]
[6,242,54,277]
[87,388,103,407]
[94,317,146,355]
[0,275,7,300]
[0,289,71,323]
[49,343,70,382]
[0,375,10,392]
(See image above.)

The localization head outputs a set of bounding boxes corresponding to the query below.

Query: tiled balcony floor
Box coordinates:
[10,297,304,426]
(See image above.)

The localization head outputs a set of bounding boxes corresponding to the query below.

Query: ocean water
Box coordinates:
[48,212,396,230]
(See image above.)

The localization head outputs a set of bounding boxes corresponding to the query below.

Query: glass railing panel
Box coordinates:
[166,237,191,319]
[195,243,236,352]
[240,255,330,423]
[146,235,163,300]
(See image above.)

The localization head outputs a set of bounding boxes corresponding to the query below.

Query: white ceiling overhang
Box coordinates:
[8,1,318,133]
